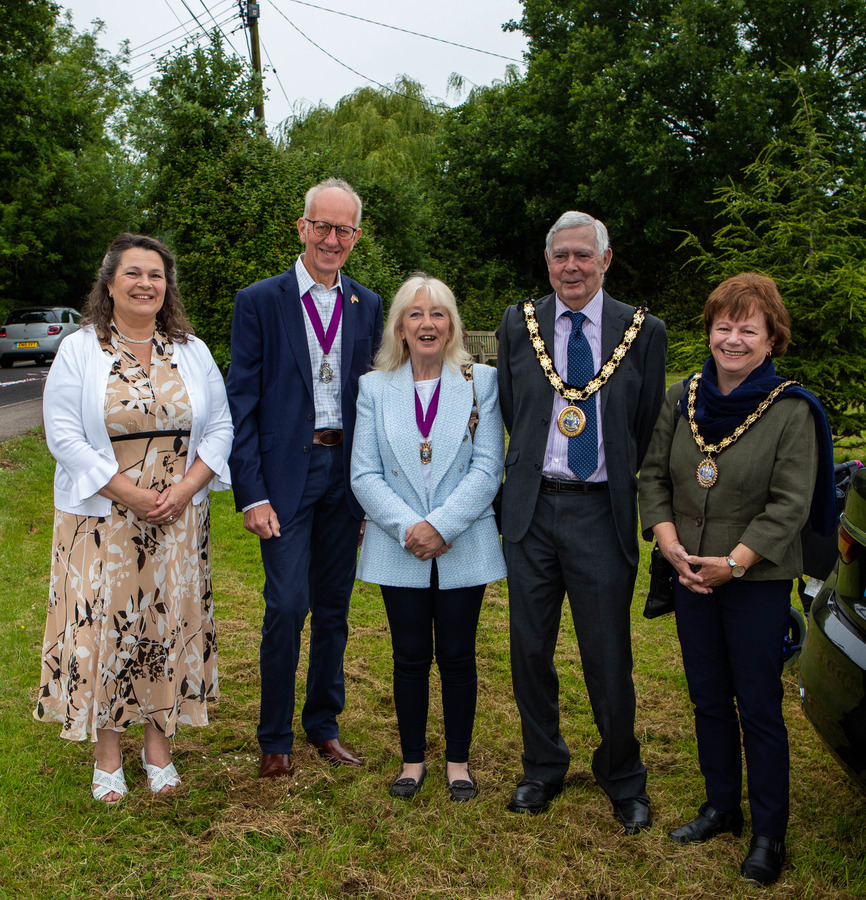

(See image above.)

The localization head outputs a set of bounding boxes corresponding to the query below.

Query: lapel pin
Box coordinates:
[351,294,359,303]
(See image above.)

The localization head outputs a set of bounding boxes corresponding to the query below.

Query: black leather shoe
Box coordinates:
[741,835,785,886]
[447,768,478,802]
[612,793,653,834]
[507,778,563,814]
[389,764,427,799]
[669,801,744,844]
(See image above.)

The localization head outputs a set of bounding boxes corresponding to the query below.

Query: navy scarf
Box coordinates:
[678,357,837,536]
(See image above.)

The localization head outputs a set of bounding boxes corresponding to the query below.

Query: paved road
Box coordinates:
[0,362,49,441]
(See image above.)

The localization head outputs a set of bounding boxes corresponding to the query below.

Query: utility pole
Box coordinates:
[245,2,266,133]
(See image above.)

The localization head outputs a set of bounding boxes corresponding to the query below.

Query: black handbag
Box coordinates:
[643,544,675,619]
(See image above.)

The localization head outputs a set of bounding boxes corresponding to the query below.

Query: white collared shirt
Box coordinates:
[541,289,608,482]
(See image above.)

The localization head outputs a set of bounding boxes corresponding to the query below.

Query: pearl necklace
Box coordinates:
[115,328,154,344]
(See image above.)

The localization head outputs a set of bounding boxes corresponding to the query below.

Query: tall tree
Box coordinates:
[680,88,866,434]
[435,0,866,325]
[0,7,134,312]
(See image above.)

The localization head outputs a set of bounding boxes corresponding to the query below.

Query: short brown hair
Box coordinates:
[82,233,194,343]
[703,272,790,357]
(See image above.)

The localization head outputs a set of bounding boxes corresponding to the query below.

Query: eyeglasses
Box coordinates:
[304,218,358,241]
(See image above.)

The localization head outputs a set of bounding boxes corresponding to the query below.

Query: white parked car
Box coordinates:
[0,307,82,367]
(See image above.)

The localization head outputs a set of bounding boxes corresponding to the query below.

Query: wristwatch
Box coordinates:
[726,555,746,578]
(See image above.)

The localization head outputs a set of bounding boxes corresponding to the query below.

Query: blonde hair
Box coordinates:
[374,274,472,372]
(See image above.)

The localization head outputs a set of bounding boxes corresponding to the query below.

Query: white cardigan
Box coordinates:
[43,325,233,515]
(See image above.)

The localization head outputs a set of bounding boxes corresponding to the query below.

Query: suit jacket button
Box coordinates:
[463,434,468,442]
[695,517,702,527]
[303,446,311,453]
[459,465,464,472]
[392,469,398,476]
[534,463,541,470]
[541,419,548,426]
[307,413,314,421]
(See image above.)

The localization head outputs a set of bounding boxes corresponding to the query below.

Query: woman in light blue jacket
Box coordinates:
[351,274,505,801]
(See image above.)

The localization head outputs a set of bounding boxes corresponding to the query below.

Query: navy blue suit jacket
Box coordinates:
[226,264,383,522]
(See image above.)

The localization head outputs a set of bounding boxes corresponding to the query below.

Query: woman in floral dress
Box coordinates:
[36,233,233,802]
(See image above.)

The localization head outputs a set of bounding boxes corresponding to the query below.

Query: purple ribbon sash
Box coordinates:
[300,289,342,355]
[415,380,442,438]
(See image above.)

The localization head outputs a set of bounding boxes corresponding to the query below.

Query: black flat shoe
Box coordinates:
[447,768,478,802]
[669,801,744,844]
[389,764,427,799]
[507,778,563,814]
[612,793,653,834]
[741,835,785,886]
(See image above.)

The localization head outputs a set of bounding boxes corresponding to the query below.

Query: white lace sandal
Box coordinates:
[141,747,181,793]
[92,756,128,804]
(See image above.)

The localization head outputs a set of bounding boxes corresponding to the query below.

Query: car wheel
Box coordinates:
[783,605,807,666]
[0,357,12,369]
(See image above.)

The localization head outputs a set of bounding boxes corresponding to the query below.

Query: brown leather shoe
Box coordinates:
[259,752,293,779]
[306,737,362,767]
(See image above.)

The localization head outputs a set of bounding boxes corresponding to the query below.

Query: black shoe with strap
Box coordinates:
[612,793,653,834]
[741,835,785,886]
[668,801,744,844]
[506,778,563,814]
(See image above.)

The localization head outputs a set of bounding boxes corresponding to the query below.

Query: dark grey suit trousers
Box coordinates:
[505,487,647,800]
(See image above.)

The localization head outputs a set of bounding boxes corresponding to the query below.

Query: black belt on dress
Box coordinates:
[110,429,191,443]
[313,429,343,446]
[540,476,608,493]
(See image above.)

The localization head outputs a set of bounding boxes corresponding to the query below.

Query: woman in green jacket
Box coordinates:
[639,273,835,887]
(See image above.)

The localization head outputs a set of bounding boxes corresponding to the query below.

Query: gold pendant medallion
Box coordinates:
[696,456,718,488]
[557,405,587,437]
[420,441,432,465]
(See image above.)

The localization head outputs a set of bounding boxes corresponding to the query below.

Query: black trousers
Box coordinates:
[380,562,485,764]
[504,489,646,799]
[674,577,791,837]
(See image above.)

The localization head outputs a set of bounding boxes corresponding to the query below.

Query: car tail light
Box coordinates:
[47,324,62,335]
[838,523,862,565]
[0,327,5,337]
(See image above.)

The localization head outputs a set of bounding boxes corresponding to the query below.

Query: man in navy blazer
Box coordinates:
[496,211,667,829]
[226,178,383,778]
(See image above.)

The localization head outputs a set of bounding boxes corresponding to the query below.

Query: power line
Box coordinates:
[278,0,523,63]
[265,1,449,108]
[259,37,293,109]
[195,0,244,57]
[129,0,236,56]
[129,12,240,80]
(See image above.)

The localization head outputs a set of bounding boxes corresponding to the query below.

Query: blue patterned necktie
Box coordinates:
[566,311,598,479]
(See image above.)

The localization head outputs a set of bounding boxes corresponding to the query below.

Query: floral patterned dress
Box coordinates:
[35,327,218,741]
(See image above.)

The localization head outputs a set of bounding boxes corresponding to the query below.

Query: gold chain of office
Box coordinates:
[521,299,646,402]
[687,372,798,488]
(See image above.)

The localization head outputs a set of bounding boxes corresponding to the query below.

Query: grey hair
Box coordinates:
[545,211,610,256]
[374,273,472,373]
[304,177,363,226]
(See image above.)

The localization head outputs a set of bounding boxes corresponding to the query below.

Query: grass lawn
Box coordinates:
[1,430,864,899]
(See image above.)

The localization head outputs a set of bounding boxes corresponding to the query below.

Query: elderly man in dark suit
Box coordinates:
[496,211,667,830]
[226,178,383,779]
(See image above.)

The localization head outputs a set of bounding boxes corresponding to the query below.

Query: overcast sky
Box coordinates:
[59,0,529,130]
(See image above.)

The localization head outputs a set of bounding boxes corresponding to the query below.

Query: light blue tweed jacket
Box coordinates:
[351,360,506,589]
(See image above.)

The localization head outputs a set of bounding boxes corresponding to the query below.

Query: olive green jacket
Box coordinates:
[638,380,818,580]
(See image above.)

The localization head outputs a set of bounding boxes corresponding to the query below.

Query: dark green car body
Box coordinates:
[800,466,866,789]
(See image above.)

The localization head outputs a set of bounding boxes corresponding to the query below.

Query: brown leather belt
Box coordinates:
[313,429,343,446]
[540,476,608,493]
